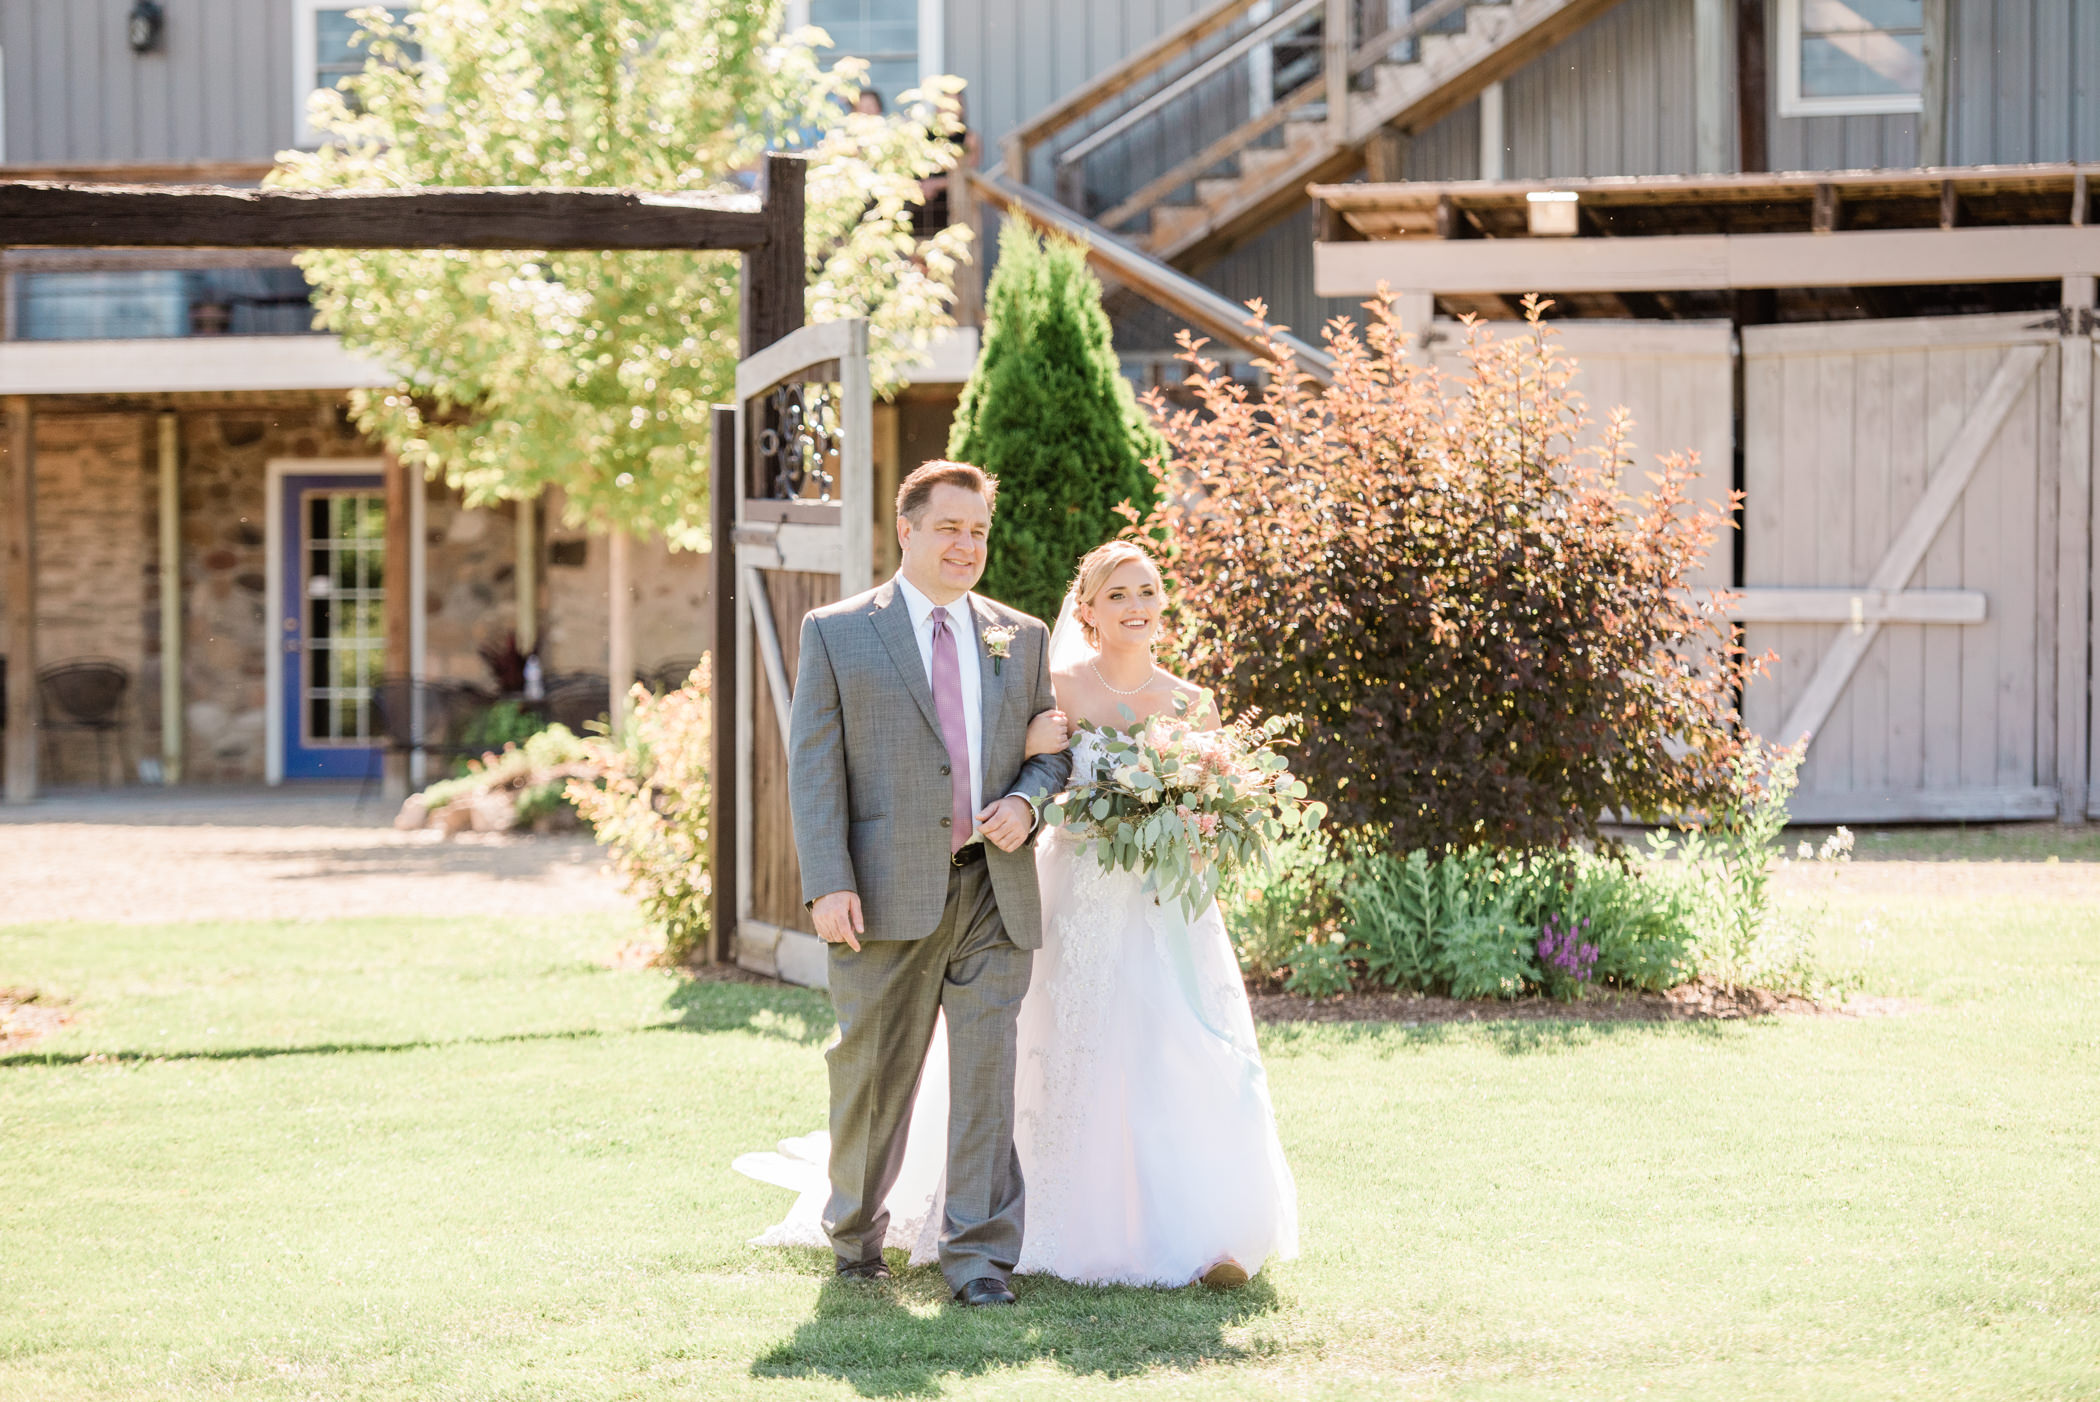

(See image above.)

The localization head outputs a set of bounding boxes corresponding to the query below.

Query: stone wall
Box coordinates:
[541,491,712,688]
[176,395,378,783]
[11,414,154,785]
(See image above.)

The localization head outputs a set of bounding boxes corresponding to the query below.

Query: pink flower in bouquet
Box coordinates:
[1198,812,1219,837]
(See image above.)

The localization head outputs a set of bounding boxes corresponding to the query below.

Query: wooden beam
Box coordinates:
[1776,345,2047,747]
[1693,0,1729,174]
[1315,225,2100,296]
[1728,587,1987,624]
[2,397,34,802]
[1324,0,1351,145]
[1736,0,1769,172]
[156,411,182,785]
[0,248,300,273]
[0,182,769,251]
[381,450,412,801]
[1939,180,1961,230]
[739,154,806,358]
[1786,785,2059,825]
[2060,282,2095,820]
[709,404,738,965]
[1811,183,1841,233]
[1918,0,1950,166]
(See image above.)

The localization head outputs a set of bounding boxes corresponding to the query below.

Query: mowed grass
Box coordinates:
[1,881,2096,1399]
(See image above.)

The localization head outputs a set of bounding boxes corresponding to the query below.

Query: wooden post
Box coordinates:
[607,526,634,735]
[2,396,35,802]
[381,451,413,800]
[740,154,807,360]
[1919,0,1949,167]
[1478,81,1506,182]
[156,410,183,785]
[1736,0,1769,174]
[1397,289,1434,365]
[2063,275,2096,821]
[515,495,539,657]
[1325,0,1350,145]
[1693,0,1729,174]
[709,404,738,965]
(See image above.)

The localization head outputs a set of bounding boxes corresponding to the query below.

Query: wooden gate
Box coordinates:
[730,318,873,988]
[1738,313,2068,823]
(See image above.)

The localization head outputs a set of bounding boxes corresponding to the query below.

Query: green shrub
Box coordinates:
[1282,934,1354,999]
[411,722,591,827]
[457,698,548,766]
[1219,828,1339,981]
[568,664,711,964]
[948,217,1164,624]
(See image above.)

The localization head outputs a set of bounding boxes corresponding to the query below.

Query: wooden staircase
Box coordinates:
[999,0,1627,272]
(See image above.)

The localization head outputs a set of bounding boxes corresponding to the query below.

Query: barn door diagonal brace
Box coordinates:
[1776,343,2049,747]
[742,565,795,757]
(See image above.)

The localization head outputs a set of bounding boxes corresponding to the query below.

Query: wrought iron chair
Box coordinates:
[642,656,706,694]
[540,673,612,735]
[36,659,132,787]
[366,677,497,802]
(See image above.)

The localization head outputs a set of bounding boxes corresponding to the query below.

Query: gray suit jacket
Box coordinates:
[788,580,1072,949]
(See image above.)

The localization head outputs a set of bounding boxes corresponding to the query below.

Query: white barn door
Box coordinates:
[1739,313,2063,824]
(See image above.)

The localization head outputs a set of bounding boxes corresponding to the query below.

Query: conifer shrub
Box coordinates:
[948,218,1164,623]
[1148,293,1757,855]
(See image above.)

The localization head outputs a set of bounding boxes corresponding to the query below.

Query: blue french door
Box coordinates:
[279,473,386,779]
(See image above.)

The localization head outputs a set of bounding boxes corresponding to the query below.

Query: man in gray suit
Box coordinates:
[788,459,1071,1307]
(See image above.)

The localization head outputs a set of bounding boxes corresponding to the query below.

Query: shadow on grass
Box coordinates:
[1259,1012,1737,1058]
[657,977,835,1047]
[754,1266,1283,1397]
[0,1025,614,1070]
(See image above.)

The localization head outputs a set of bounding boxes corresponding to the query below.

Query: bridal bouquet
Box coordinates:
[1043,695,1326,917]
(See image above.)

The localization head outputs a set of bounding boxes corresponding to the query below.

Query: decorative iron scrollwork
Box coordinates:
[753,379,841,502]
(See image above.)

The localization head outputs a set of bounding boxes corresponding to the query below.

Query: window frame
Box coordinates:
[786,0,945,98]
[1776,0,1926,120]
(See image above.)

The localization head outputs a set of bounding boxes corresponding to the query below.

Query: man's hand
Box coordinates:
[811,891,864,951]
[975,795,1036,853]
[1023,708,1071,757]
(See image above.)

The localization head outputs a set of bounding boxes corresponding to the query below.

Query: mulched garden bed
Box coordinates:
[1247,976,1924,1025]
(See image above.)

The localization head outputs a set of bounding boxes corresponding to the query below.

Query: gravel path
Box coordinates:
[0,788,630,926]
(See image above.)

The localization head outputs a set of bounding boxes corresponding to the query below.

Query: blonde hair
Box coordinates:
[1069,540,1163,647]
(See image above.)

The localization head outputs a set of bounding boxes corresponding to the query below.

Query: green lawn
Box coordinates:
[2,881,2096,1400]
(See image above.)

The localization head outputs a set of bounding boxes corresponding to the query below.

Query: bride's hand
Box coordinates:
[1024,708,1071,756]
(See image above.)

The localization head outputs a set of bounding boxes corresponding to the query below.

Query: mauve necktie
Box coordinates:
[928,606,974,853]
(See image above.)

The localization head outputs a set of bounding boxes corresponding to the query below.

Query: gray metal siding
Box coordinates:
[1764,0,1918,172]
[3,0,295,164]
[1944,0,2100,166]
[1201,203,1362,347]
[945,0,1214,153]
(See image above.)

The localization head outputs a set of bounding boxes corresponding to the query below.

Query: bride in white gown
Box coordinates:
[736,542,1298,1288]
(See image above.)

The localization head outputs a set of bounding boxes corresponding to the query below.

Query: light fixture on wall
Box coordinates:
[127,1,165,55]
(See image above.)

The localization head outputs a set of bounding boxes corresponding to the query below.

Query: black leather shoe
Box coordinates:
[952,1276,1016,1307]
[836,1258,892,1281]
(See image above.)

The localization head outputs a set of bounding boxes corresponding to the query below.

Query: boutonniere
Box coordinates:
[982,624,1019,675]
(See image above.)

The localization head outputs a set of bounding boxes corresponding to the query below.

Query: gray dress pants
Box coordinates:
[822,858,1030,1292]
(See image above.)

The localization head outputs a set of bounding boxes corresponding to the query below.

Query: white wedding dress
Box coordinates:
[734,720,1300,1288]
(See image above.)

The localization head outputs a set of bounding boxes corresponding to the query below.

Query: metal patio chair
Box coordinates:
[36,658,132,787]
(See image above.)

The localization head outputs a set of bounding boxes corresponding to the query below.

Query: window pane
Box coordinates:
[809,0,918,104]
[16,272,186,341]
[1801,0,1922,32]
[1801,30,1923,98]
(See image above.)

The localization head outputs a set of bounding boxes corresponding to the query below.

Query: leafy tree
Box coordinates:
[273,0,970,546]
[948,218,1164,623]
[1149,294,1759,854]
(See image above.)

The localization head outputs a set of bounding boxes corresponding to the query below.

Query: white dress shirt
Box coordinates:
[893,571,987,825]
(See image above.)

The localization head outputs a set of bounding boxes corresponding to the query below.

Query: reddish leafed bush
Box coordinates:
[1145,292,1756,854]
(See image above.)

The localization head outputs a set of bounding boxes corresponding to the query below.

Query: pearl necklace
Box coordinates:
[1090,658,1157,696]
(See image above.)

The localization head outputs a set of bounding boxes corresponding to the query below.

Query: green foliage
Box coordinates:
[568,664,712,962]
[1150,294,1755,853]
[1220,828,1341,981]
[1282,934,1354,999]
[414,721,591,821]
[274,0,970,545]
[456,698,549,767]
[948,218,1164,622]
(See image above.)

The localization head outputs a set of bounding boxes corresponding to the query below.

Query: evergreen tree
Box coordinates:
[949,218,1164,624]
